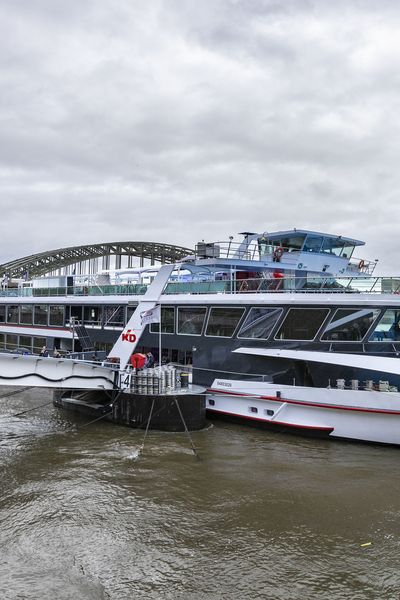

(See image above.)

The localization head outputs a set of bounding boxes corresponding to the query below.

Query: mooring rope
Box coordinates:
[138,398,155,457]
[174,397,200,460]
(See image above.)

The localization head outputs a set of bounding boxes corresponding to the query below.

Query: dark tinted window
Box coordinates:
[238,307,283,339]
[49,305,64,327]
[6,334,18,350]
[20,305,33,325]
[276,308,329,340]
[322,308,380,341]
[34,305,48,326]
[7,305,19,324]
[177,307,206,335]
[206,307,245,337]
[0,306,4,323]
[150,307,175,334]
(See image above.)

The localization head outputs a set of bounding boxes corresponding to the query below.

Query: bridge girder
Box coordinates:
[0,241,193,279]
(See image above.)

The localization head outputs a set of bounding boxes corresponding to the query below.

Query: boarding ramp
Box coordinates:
[0,353,116,390]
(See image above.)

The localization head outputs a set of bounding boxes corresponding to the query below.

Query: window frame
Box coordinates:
[237,306,284,340]
[204,306,245,339]
[321,307,382,343]
[274,307,331,341]
[177,306,207,336]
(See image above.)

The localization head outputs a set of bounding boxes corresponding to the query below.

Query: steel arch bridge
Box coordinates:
[0,241,194,279]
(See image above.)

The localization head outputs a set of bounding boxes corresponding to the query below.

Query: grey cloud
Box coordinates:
[0,0,399,274]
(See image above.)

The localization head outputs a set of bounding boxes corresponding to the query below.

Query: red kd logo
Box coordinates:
[122,329,137,343]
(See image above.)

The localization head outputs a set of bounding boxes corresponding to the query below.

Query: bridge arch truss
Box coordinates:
[0,241,194,279]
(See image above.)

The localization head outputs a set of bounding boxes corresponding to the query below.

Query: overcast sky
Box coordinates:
[0,0,399,273]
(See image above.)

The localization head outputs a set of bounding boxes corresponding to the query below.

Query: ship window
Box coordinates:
[177,307,207,335]
[265,409,274,416]
[84,305,100,325]
[7,305,19,324]
[150,307,175,334]
[238,307,283,339]
[33,336,46,354]
[249,406,258,413]
[104,305,124,326]
[275,308,330,340]
[322,308,380,341]
[303,235,323,253]
[6,334,18,350]
[0,333,4,348]
[0,305,5,323]
[34,305,48,326]
[208,399,215,406]
[20,304,33,325]
[19,336,32,351]
[68,305,83,323]
[206,307,245,337]
[369,309,400,342]
[49,305,65,327]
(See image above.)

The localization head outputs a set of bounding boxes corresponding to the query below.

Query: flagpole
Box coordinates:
[159,306,162,371]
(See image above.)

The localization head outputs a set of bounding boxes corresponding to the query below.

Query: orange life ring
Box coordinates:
[358,260,365,270]
[273,247,284,260]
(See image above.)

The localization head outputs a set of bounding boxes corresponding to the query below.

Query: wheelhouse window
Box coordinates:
[7,305,19,324]
[206,307,245,337]
[49,305,65,327]
[275,308,330,340]
[177,307,207,335]
[322,308,380,341]
[0,333,4,348]
[150,307,175,334]
[20,304,33,325]
[370,309,400,342]
[34,305,48,326]
[303,235,323,253]
[0,305,5,323]
[238,307,283,340]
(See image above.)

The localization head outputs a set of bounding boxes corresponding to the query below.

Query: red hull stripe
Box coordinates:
[207,388,400,416]
[206,408,334,431]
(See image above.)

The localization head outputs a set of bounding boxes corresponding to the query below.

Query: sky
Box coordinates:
[0,0,399,273]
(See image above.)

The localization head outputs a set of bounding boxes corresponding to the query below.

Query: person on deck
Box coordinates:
[145,352,155,368]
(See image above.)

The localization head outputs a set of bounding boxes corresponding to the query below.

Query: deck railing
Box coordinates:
[0,276,399,298]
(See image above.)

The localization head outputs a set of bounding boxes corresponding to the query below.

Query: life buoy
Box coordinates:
[273,247,284,261]
[358,260,365,270]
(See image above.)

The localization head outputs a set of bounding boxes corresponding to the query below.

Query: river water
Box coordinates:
[0,387,399,600]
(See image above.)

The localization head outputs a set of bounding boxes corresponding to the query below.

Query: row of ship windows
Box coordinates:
[1,303,399,343]
[0,305,130,327]
[149,306,400,342]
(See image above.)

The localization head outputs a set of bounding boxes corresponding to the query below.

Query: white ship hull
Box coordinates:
[207,380,400,445]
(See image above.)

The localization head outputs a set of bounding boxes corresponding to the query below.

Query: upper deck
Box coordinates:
[1,275,400,299]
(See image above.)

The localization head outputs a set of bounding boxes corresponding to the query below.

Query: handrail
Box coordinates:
[0,275,399,298]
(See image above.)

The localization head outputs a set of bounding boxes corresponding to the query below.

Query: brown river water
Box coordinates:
[0,387,399,600]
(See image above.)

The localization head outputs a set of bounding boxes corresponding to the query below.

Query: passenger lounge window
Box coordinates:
[150,307,175,334]
[206,307,245,337]
[177,307,207,335]
[238,307,283,339]
[275,308,329,340]
[370,309,400,342]
[322,308,380,341]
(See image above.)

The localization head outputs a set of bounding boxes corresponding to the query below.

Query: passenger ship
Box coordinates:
[2,228,400,445]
